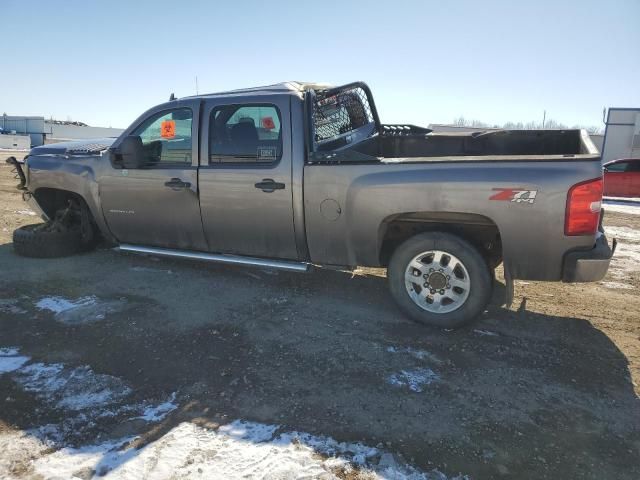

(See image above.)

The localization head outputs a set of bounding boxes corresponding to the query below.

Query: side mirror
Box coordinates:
[119,136,145,169]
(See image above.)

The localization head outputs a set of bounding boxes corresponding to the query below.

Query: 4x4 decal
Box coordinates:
[489,188,538,204]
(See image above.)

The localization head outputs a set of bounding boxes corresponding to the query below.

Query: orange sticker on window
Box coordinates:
[261,116,275,130]
[161,120,176,139]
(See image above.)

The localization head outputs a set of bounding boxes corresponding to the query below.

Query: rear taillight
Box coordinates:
[565,178,603,236]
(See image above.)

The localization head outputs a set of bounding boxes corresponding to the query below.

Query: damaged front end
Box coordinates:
[6,155,93,244]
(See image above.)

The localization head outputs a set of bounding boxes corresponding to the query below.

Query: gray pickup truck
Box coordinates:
[8,81,615,328]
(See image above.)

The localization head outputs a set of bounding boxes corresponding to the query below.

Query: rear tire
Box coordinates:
[388,232,492,328]
[13,223,83,258]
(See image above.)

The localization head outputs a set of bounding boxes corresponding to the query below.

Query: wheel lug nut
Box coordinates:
[423,283,428,288]
[423,274,428,279]
[429,268,434,272]
[440,289,445,294]
[430,289,436,294]
[446,275,450,279]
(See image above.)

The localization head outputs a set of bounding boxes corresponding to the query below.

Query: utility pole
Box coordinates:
[542,110,546,129]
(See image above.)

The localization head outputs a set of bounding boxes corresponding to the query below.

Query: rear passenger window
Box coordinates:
[209,105,282,163]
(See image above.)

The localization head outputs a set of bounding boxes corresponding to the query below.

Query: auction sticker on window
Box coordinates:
[257,146,277,161]
[161,120,176,139]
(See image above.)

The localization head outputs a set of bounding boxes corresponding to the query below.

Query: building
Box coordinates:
[600,108,640,163]
[44,120,124,143]
[0,133,30,150]
[1,115,45,146]
[0,114,124,148]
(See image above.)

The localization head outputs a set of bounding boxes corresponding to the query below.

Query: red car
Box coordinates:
[603,158,640,197]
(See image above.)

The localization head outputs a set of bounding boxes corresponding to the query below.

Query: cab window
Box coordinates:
[131,108,193,165]
[209,105,282,163]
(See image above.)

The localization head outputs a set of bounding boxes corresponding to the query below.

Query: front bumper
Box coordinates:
[562,232,616,282]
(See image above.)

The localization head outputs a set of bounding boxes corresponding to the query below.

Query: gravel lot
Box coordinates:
[0,151,639,479]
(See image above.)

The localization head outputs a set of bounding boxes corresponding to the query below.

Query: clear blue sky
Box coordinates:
[2,0,638,129]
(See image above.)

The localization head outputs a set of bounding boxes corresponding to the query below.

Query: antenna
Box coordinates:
[169,93,176,101]
[195,76,199,95]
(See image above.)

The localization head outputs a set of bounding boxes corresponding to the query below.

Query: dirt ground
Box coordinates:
[0,151,639,479]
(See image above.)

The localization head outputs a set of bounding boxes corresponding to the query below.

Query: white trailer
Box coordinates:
[601,108,640,164]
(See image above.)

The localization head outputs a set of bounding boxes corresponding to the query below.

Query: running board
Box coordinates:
[116,244,311,272]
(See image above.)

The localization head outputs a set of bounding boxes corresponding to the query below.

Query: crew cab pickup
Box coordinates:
[9,81,615,327]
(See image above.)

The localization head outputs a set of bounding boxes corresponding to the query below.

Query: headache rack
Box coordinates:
[307,82,432,155]
[308,82,380,151]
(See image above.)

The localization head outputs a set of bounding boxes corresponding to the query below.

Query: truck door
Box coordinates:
[99,101,208,251]
[198,95,299,259]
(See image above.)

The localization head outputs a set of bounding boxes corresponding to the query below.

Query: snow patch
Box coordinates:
[388,368,440,392]
[0,429,52,477]
[0,348,462,479]
[0,347,29,373]
[14,362,132,411]
[605,226,640,284]
[604,196,640,203]
[36,295,97,314]
[26,420,458,480]
[386,346,442,364]
[603,201,640,216]
[134,392,178,422]
[35,295,126,324]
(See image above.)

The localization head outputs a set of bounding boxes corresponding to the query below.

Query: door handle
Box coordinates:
[164,178,191,190]
[254,179,285,192]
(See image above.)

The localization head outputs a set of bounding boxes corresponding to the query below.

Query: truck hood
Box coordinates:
[30,138,117,156]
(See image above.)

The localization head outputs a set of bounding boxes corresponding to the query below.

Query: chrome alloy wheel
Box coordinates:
[404,250,471,313]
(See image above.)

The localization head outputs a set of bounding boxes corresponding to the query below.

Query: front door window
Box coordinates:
[131,108,193,166]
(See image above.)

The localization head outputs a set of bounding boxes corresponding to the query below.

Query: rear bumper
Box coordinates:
[562,232,616,282]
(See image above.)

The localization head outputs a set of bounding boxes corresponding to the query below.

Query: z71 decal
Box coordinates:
[489,188,538,204]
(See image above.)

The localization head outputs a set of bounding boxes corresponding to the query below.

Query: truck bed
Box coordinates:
[303,154,603,281]
[313,128,599,164]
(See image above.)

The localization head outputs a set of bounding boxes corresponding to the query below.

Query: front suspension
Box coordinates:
[6,156,27,191]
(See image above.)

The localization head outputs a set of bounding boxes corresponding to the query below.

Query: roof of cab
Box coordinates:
[181,81,333,100]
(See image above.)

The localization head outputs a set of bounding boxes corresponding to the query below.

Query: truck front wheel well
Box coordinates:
[33,188,88,220]
[379,213,502,269]
[32,188,98,245]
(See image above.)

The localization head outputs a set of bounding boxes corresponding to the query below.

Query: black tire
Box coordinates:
[13,223,83,258]
[388,232,492,329]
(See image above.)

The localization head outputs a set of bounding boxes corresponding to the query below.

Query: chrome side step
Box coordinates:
[116,244,310,272]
